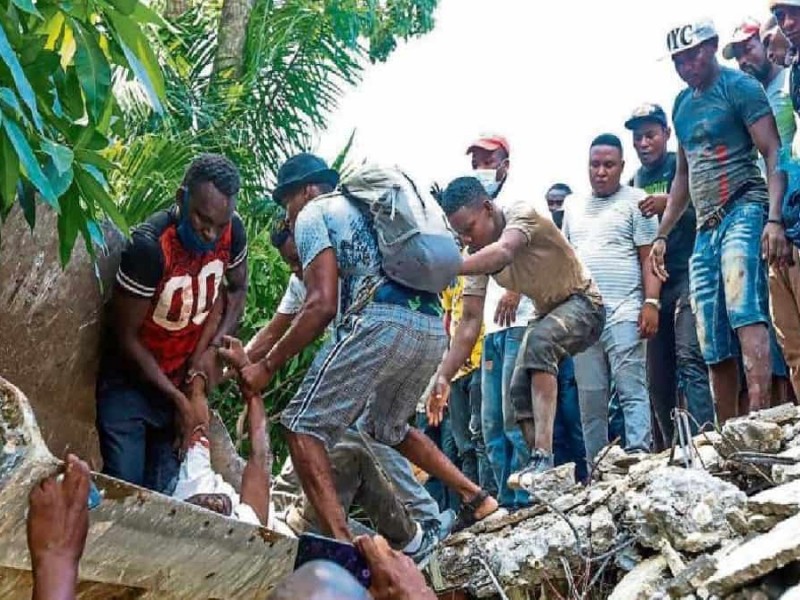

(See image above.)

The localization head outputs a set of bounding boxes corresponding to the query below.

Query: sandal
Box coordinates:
[452,489,503,533]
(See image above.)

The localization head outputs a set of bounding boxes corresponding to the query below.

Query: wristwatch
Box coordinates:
[644,298,661,310]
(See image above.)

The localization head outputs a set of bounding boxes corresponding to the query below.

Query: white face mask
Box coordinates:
[473,169,500,197]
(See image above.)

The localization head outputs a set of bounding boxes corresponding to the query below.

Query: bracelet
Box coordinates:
[185,369,209,389]
[644,298,662,310]
[768,218,784,226]
[654,235,668,244]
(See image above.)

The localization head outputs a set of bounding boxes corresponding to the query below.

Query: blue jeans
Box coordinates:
[574,320,652,461]
[482,327,531,508]
[416,411,460,513]
[96,374,180,495]
[690,200,770,364]
[449,369,495,495]
[347,427,444,526]
[649,276,715,443]
[553,356,588,482]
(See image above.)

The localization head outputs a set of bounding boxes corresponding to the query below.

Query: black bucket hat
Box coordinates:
[272,153,340,204]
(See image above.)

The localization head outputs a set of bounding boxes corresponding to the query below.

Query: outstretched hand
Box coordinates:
[426,374,450,427]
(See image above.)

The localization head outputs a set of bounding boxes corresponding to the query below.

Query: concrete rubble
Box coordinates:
[430,404,800,599]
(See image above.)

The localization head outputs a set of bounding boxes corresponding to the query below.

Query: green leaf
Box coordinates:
[70,19,111,122]
[74,147,115,171]
[56,186,81,265]
[2,117,58,207]
[131,2,174,30]
[44,157,73,197]
[0,87,24,117]
[108,0,137,16]
[0,21,44,132]
[0,124,19,214]
[74,163,128,235]
[107,9,165,111]
[41,139,74,174]
[56,66,84,120]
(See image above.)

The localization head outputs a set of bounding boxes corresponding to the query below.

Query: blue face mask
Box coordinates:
[177,188,218,254]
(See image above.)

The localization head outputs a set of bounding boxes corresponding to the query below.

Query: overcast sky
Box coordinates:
[315,0,768,200]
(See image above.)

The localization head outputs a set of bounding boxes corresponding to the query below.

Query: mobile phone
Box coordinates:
[294,532,371,588]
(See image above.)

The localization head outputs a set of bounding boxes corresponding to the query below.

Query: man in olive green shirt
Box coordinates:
[428,177,605,489]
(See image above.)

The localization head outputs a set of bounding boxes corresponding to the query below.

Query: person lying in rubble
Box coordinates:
[172,336,269,526]
[235,221,454,563]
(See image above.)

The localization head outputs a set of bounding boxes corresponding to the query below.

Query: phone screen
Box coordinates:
[294,533,371,588]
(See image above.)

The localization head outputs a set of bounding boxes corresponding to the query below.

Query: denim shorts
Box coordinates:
[281,303,448,448]
[689,199,770,364]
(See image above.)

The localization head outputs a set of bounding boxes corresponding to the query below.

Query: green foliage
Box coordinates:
[0,0,167,263]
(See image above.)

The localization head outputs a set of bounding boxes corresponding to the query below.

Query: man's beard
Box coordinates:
[744,62,772,84]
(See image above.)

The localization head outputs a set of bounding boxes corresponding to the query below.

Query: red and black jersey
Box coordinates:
[114,207,247,382]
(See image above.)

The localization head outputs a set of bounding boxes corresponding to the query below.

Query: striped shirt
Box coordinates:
[562,185,657,325]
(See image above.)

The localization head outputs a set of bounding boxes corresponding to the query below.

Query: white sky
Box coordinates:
[315,0,768,199]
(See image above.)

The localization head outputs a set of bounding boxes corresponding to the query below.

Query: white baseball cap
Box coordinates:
[666,19,719,56]
[770,1,800,9]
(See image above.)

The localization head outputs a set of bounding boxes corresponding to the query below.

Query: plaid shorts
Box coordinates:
[281,303,448,448]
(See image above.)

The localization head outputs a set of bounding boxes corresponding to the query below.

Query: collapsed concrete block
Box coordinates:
[664,554,718,597]
[608,556,668,600]
[772,447,800,485]
[721,420,783,454]
[522,463,576,504]
[747,404,800,425]
[590,506,616,553]
[748,479,800,518]
[704,513,800,596]
[625,467,746,553]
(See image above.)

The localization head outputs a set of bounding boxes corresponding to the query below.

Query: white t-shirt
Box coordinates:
[173,440,262,526]
[480,173,541,335]
[563,185,658,325]
[276,275,307,315]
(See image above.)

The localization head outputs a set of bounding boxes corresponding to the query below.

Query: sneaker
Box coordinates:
[405,522,440,569]
[507,449,555,491]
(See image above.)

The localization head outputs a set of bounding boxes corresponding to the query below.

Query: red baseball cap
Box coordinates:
[466,134,510,156]
[722,19,761,59]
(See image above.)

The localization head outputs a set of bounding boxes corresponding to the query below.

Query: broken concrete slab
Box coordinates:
[518,463,576,503]
[720,419,784,454]
[608,556,668,600]
[590,506,616,553]
[748,479,800,518]
[772,447,800,484]
[663,554,718,598]
[625,466,746,553]
[704,513,800,596]
[747,404,800,425]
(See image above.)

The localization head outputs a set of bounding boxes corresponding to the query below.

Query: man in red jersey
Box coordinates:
[96,154,248,493]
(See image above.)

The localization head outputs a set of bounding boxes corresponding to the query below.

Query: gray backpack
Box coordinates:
[340,164,462,293]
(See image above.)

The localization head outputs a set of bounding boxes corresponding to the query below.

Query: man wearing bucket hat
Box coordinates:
[226,152,500,542]
[651,18,790,423]
[724,19,797,153]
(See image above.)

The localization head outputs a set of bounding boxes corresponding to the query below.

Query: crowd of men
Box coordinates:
[77,0,800,596]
